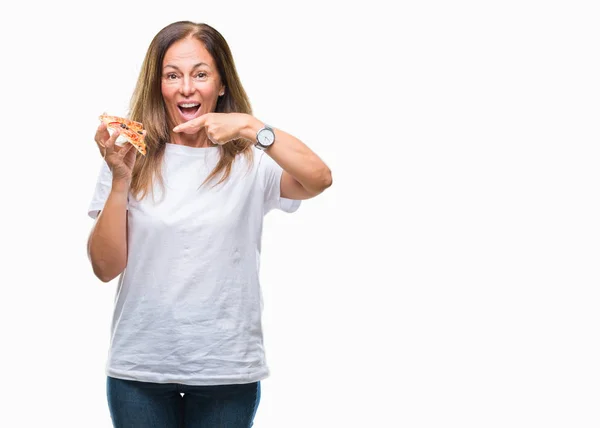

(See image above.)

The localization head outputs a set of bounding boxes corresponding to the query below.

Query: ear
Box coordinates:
[219,86,225,97]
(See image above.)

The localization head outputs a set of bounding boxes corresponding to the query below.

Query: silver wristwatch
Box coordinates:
[256,124,275,151]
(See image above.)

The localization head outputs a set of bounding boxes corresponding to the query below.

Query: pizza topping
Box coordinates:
[99,114,147,156]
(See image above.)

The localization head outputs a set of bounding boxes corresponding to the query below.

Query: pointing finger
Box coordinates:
[173,114,208,133]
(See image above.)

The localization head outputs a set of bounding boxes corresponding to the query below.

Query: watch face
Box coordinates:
[258,129,275,146]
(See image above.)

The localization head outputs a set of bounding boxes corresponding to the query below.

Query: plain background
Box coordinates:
[1,0,599,426]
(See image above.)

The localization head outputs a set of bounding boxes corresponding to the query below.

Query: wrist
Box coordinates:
[111,178,131,195]
[240,115,262,141]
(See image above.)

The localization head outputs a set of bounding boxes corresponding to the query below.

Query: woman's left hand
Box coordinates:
[172,112,249,145]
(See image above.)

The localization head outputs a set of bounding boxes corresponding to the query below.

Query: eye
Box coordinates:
[195,72,207,79]
[165,73,178,80]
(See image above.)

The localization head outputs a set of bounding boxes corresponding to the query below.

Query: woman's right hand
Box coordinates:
[94,122,137,187]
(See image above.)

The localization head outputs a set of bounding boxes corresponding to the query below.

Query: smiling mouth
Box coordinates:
[178,103,201,115]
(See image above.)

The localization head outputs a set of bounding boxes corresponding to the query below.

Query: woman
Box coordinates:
[87,21,332,428]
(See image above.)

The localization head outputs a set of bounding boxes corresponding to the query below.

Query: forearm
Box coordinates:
[87,180,129,282]
[242,116,332,195]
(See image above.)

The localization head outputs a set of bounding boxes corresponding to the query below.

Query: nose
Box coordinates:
[179,76,195,96]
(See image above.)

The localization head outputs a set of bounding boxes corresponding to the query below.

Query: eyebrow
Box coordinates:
[163,62,210,71]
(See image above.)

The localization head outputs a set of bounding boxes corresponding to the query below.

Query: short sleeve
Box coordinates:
[257,150,301,215]
[87,161,122,219]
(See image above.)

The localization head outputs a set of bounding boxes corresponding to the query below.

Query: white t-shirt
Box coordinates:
[88,144,300,385]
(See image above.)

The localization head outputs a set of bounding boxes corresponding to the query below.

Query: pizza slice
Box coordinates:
[99,114,147,156]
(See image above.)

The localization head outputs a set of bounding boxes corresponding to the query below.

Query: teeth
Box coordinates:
[179,103,199,108]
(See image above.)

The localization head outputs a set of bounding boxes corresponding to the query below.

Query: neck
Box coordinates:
[170,130,211,148]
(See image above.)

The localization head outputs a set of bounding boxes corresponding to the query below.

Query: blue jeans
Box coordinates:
[106,376,261,428]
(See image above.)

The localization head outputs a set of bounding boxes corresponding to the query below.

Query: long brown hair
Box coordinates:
[128,21,253,201]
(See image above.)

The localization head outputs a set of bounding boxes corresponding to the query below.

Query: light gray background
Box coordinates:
[1,0,598,426]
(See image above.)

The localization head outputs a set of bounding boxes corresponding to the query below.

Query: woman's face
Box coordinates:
[161,36,224,128]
